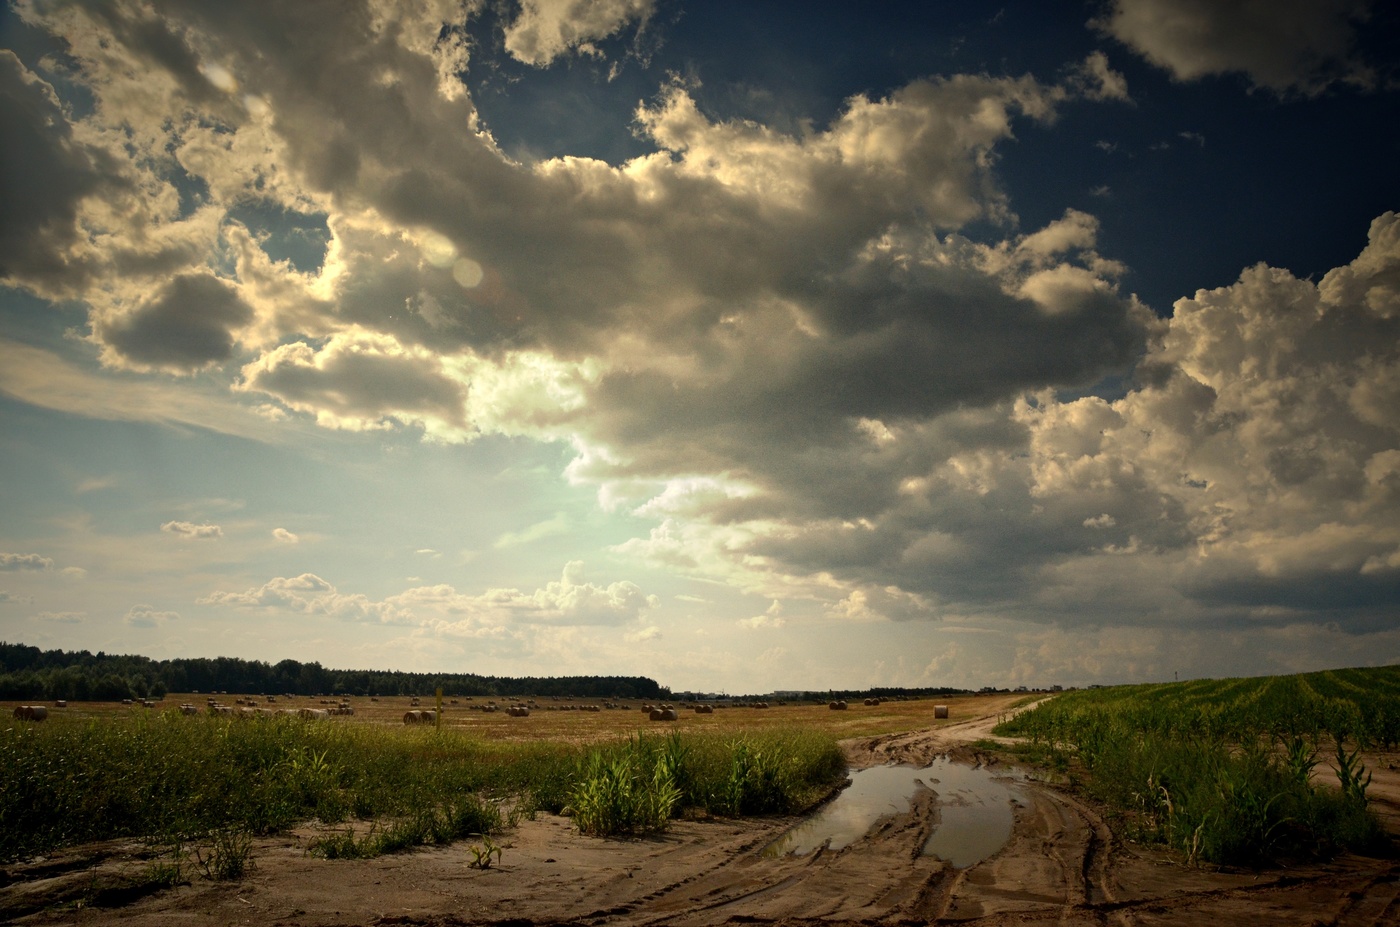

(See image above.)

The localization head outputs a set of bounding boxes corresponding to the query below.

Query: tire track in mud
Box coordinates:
[615,788,951,926]
[582,710,1098,927]
[574,705,1398,927]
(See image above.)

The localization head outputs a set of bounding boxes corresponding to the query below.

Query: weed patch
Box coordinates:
[994,668,1395,866]
[2,712,844,860]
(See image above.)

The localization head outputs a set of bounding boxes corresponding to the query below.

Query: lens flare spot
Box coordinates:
[453,257,484,288]
[201,63,238,94]
[420,231,457,268]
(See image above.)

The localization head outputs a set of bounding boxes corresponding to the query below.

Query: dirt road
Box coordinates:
[5,704,1398,926]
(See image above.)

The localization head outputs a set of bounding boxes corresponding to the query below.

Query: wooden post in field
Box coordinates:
[436,686,443,731]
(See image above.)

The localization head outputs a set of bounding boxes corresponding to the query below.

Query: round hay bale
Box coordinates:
[650,707,679,721]
[404,710,423,724]
[829,700,848,711]
[934,704,949,719]
[507,705,530,717]
[54,699,67,708]
[693,704,713,714]
[14,705,48,721]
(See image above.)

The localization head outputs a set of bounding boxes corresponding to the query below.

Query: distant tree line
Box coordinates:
[0,642,668,702]
[801,686,968,701]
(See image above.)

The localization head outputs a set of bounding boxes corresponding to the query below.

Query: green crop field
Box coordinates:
[994,666,1400,865]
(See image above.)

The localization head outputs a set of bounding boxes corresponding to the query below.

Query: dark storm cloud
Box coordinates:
[0,50,121,293]
[1094,0,1379,95]
[97,273,253,373]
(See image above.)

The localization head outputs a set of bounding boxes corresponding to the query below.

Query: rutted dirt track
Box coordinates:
[6,707,1399,927]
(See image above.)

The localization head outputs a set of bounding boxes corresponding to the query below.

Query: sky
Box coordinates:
[1,0,1399,694]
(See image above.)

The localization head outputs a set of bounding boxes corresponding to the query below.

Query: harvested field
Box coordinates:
[2,691,1001,743]
[3,691,1397,926]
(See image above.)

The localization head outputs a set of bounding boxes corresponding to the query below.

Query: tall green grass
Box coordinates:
[564,731,845,836]
[0,712,845,861]
[995,667,1395,865]
[0,710,540,860]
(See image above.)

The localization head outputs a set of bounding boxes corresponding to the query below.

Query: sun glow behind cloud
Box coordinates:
[0,0,1397,690]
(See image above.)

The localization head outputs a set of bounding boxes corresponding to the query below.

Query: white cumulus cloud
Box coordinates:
[125,604,180,627]
[161,521,223,539]
[504,0,655,66]
[200,573,412,624]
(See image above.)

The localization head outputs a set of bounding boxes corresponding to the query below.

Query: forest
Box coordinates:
[0,642,667,701]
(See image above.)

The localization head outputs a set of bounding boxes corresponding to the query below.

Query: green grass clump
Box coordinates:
[566,742,680,836]
[563,730,846,836]
[308,792,503,859]
[995,666,1396,866]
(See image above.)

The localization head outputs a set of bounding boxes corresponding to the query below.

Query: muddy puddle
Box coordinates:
[764,757,1023,868]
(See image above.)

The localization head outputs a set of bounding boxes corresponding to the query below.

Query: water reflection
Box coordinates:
[763,757,1022,869]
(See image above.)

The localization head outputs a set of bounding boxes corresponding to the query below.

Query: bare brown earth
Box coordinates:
[5,697,1399,927]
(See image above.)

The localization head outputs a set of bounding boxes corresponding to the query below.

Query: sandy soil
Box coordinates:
[5,704,1398,927]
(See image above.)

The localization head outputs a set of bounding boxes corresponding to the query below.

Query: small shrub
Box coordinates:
[194,827,254,880]
[145,836,190,887]
[446,794,503,840]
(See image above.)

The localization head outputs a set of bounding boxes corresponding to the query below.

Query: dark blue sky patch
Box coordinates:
[226,201,332,275]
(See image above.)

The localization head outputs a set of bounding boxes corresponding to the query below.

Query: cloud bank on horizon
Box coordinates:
[1,0,1398,691]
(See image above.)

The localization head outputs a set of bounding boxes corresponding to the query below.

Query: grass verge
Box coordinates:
[2,712,845,861]
[994,674,1394,866]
